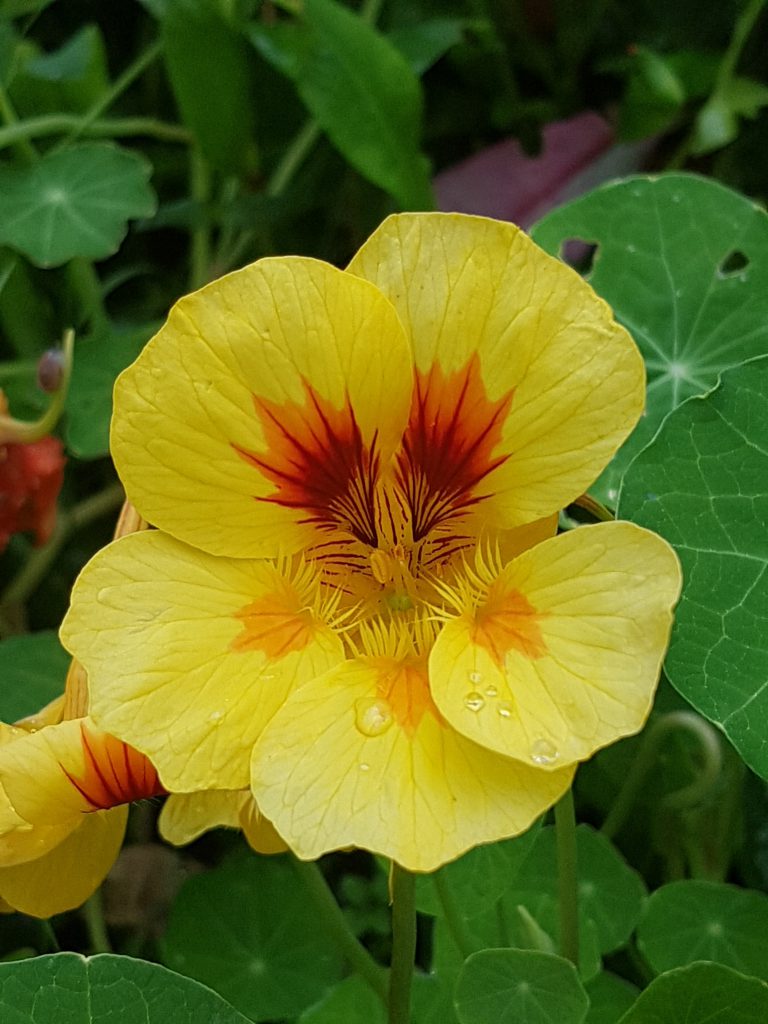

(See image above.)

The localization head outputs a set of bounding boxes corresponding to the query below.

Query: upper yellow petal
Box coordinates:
[112,257,413,558]
[348,212,644,527]
[251,657,573,872]
[430,521,682,768]
[61,530,345,791]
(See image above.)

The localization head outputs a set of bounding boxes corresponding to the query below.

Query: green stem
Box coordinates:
[57,39,164,148]
[266,119,322,198]
[433,872,474,959]
[66,259,108,332]
[39,919,60,953]
[554,787,579,967]
[0,329,74,445]
[601,711,722,839]
[0,115,190,151]
[291,858,388,1004]
[0,81,37,164]
[0,481,124,623]
[388,863,417,1024]
[83,890,111,954]
[189,149,212,290]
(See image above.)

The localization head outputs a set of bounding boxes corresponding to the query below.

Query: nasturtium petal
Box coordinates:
[112,257,412,558]
[0,806,127,917]
[251,658,573,872]
[159,790,287,853]
[430,522,681,768]
[61,531,345,791]
[348,213,644,527]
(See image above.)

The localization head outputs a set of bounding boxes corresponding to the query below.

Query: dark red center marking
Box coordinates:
[396,353,513,541]
[234,381,380,547]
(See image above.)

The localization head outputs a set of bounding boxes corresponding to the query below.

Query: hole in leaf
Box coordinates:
[718,250,749,277]
[560,238,598,278]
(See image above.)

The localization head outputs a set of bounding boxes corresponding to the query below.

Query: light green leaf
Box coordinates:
[161,855,343,1022]
[619,357,768,778]
[65,324,156,459]
[585,973,639,1024]
[0,144,156,267]
[0,953,251,1022]
[299,976,384,1024]
[388,18,466,75]
[532,174,768,501]
[637,881,768,981]
[617,962,768,1023]
[455,949,589,1024]
[249,0,433,209]
[0,631,68,723]
[12,24,109,116]
[693,77,768,155]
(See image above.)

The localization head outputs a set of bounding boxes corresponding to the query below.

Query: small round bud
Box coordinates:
[37,348,66,393]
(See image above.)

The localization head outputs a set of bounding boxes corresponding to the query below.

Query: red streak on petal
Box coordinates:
[396,354,513,541]
[61,723,165,811]
[231,589,316,658]
[233,381,379,546]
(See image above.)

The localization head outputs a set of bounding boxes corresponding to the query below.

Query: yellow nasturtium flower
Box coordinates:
[61,213,682,871]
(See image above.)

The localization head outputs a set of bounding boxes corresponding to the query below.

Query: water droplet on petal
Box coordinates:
[355,698,393,737]
[359,762,370,772]
[530,738,559,765]
[468,670,483,685]
[464,692,485,712]
[208,710,224,723]
[484,685,498,698]
[497,702,512,719]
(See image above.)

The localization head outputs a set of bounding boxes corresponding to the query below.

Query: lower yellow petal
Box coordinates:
[0,806,127,917]
[159,791,244,845]
[251,658,573,872]
[430,521,682,768]
[61,531,345,791]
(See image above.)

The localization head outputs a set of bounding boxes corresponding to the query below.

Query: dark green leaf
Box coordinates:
[388,18,466,75]
[532,174,768,501]
[619,357,768,778]
[617,962,768,1023]
[455,949,589,1024]
[66,324,156,459]
[585,973,639,1024]
[249,0,433,209]
[0,144,156,268]
[162,0,256,174]
[0,953,251,1022]
[12,25,108,116]
[299,976,384,1023]
[637,880,768,981]
[0,632,67,723]
[161,855,343,1021]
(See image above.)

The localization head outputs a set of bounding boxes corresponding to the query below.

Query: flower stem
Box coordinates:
[388,862,417,1024]
[601,710,722,840]
[554,786,579,967]
[290,858,388,1004]
[0,115,190,151]
[189,148,212,290]
[83,889,111,954]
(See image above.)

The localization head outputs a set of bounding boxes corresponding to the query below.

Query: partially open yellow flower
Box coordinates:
[62,213,681,871]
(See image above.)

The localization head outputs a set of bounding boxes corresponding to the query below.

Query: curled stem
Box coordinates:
[0,329,74,445]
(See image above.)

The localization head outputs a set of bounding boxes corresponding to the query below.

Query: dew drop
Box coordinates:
[530,738,559,765]
[355,698,393,737]
[359,762,371,772]
[468,670,483,685]
[208,710,224,723]
[497,702,512,719]
[484,685,498,698]
[464,692,485,712]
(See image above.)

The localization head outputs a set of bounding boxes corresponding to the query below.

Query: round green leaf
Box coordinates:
[161,855,343,1022]
[455,949,589,1024]
[585,972,638,1024]
[532,174,768,497]
[416,820,541,918]
[617,962,768,1023]
[0,143,156,267]
[619,356,768,778]
[299,976,385,1024]
[0,953,251,1022]
[504,826,647,956]
[0,631,68,722]
[637,881,768,981]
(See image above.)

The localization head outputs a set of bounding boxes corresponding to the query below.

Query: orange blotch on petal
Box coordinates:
[472,585,547,666]
[366,658,440,738]
[232,586,316,658]
[62,723,165,811]
[234,380,379,546]
[397,353,513,540]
